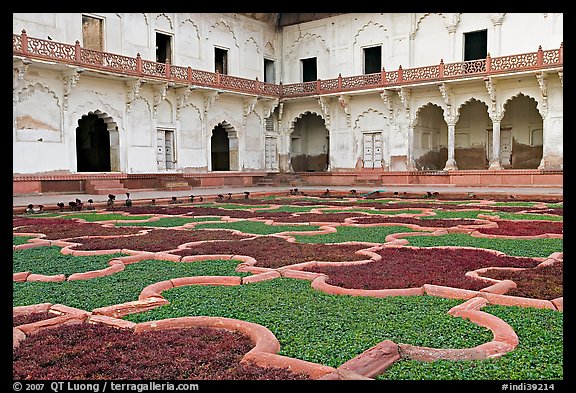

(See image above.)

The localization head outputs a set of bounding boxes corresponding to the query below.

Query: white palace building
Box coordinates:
[12,13,563,195]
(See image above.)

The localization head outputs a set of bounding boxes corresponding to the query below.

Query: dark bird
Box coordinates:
[171,196,178,204]
[26,204,34,213]
[125,193,132,207]
[227,193,233,200]
[190,195,195,202]
[217,194,224,201]
[86,199,95,210]
[57,202,65,211]
[47,35,52,40]
[350,189,357,195]
[393,191,399,196]
[151,199,156,205]
[37,205,44,213]
[432,192,439,197]
[510,195,515,199]
[426,191,433,198]
[323,188,330,196]
[199,196,203,202]
[68,201,77,210]
[107,194,116,207]
[244,191,250,199]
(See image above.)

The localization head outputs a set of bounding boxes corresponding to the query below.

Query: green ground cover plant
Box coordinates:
[404,234,563,258]
[53,213,153,221]
[13,246,127,276]
[13,259,247,310]
[124,279,493,368]
[378,305,563,380]
[13,235,35,245]
[116,216,222,227]
[293,225,420,244]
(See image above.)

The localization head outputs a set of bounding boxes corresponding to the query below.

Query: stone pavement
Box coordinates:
[13,184,562,209]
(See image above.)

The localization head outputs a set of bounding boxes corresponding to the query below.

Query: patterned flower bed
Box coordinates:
[303,247,541,291]
[12,192,564,381]
[66,229,254,252]
[13,323,309,380]
[172,236,372,268]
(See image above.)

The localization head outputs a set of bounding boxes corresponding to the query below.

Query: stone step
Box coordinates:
[89,187,131,196]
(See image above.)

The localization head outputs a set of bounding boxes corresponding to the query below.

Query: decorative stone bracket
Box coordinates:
[13,58,30,103]
[152,82,171,119]
[62,68,83,111]
[379,90,394,119]
[338,94,351,127]
[203,91,220,119]
[175,86,195,120]
[317,96,331,128]
[126,79,145,113]
[398,87,411,119]
[242,97,258,125]
[536,71,548,118]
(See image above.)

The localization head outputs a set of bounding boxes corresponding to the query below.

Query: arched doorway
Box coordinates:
[210,122,238,171]
[501,94,543,169]
[454,99,490,170]
[412,104,447,170]
[76,114,111,172]
[290,112,329,172]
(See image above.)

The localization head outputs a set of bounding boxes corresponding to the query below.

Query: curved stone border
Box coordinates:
[398,297,519,361]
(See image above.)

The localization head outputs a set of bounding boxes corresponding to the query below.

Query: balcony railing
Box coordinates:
[13,30,563,100]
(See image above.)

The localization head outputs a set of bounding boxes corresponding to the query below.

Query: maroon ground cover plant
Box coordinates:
[481,262,563,299]
[13,324,310,380]
[304,247,541,291]
[475,220,563,236]
[13,312,57,327]
[66,229,254,252]
[173,236,371,268]
[13,217,143,239]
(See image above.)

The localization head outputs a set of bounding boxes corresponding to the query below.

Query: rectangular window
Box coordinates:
[464,30,487,61]
[363,46,382,74]
[264,58,275,83]
[82,15,104,51]
[156,32,172,63]
[301,57,317,82]
[215,47,228,74]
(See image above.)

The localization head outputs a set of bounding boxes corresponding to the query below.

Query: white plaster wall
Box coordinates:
[500,13,563,54]
[177,102,206,170]
[243,112,264,170]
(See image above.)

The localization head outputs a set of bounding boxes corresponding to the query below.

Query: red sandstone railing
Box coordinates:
[13,30,562,99]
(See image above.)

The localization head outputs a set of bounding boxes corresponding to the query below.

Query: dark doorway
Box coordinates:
[364,46,382,74]
[156,32,172,63]
[301,57,317,82]
[464,30,487,61]
[76,114,111,172]
[264,58,275,82]
[211,125,230,171]
[215,47,228,74]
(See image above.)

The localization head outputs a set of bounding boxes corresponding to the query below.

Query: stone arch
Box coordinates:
[287,32,329,57]
[210,120,238,171]
[354,108,387,129]
[178,19,200,58]
[289,112,329,172]
[289,110,326,132]
[155,13,173,31]
[413,13,448,34]
[454,98,491,170]
[412,102,447,170]
[208,20,239,48]
[15,83,62,143]
[500,93,543,169]
[353,21,388,46]
[75,109,120,172]
[501,91,544,120]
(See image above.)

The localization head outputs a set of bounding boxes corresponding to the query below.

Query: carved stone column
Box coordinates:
[489,114,504,170]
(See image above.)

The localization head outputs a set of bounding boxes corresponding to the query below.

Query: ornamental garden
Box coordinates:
[13,190,563,381]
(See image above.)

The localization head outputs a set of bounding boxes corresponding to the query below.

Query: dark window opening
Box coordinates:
[464,30,487,61]
[211,125,230,171]
[264,58,275,83]
[82,15,104,51]
[301,57,317,82]
[156,32,172,63]
[215,47,228,74]
[364,46,382,74]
